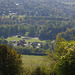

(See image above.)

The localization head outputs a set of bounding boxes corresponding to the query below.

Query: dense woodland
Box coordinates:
[0,0,75,40]
[0,0,75,75]
[0,16,75,40]
[0,0,75,18]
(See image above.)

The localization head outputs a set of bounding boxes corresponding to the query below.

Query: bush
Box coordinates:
[31,67,46,75]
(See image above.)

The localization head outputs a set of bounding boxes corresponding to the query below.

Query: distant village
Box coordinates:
[10,35,41,48]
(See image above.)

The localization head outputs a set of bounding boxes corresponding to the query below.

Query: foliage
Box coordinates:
[53,38,75,75]
[56,28,75,41]
[0,15,75,40]
[0,0,75,18]
[54,48,75,75]
[0,37,8,45]
[13,40,55,55]
[0,44,23,75]
[31,67,46,75]
[14,46,46,55]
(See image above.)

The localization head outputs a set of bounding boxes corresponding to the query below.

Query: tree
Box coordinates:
[46,38,75,75]
[54,38,75,75]
[54,48,75,75]
[25,32,29,36]
[0,44,23,75]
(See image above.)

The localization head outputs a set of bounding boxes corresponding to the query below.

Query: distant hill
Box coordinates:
[0,0,75,18]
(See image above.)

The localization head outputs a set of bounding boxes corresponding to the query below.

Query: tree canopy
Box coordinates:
[0,44,23,75]
[53,38,75,75]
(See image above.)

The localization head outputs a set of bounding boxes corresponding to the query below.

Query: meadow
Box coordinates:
[22,55,44,67]
[6,36,46,43]
[21,55,51,75]
[21,55,46,74]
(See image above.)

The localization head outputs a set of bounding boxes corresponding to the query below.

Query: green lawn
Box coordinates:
[6,36,46,43]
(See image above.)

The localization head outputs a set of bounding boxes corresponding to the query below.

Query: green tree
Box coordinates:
[0,45,23,75]
[53,38,75,75]
[46,38,75,75]
[25,32,29,36]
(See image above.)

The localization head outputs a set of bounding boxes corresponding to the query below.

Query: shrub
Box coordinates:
[31,67,46,75]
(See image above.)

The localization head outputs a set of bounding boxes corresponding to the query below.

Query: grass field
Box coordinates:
[21,55,50,74]
[6,36,46,43]
[6,36,22,41]
[22,55,51,75]
[22,55,44,67]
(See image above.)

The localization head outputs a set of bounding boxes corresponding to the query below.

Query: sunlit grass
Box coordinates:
[25,38,46,43]
[6,36,46,43]
[6,36,22,41]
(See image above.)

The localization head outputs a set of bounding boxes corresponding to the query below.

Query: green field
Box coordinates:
[21,55,50,74]
[6,36,46,43]
[22,55,44,67]
[6,36,22,41]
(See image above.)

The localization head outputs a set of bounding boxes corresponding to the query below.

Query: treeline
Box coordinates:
[0,16,75,40]
[56,28,75,41]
